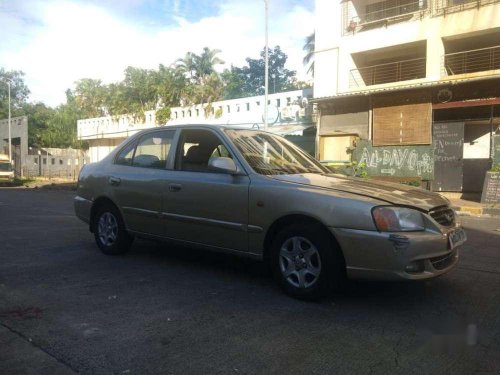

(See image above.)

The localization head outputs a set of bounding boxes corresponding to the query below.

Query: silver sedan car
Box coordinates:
[75,125,466,299]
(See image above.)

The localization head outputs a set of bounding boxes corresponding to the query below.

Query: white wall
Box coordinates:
[79,89,314,163]
[168,89,313,127]
[78,110,157,140]
[87,138,126,163]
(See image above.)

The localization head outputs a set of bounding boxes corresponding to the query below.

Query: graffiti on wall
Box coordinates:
[353,140,434,179]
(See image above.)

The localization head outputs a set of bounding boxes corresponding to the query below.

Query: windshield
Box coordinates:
[225,129,328,175]
[0,161,13,172]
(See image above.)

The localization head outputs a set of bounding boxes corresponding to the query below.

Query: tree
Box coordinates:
[194,47,224,82]
[73,78,107,118]
[174,52,197,81]
[221,67,249,100]
[0,68,30,119]
[155,64,186,110]
[22,102,55,147]
[303,32,315,77]
[223,46,297,99]
[22,93,83,149]
[175,48,224,85]
[173,48,225,107]
[103,82,129,117]
[44,102,81,148]
[116,66,159,119]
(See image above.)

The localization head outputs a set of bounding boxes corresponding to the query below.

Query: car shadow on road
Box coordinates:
[123,237,457,309]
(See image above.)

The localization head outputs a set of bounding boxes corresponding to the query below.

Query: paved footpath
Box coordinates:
[1,188,499,374]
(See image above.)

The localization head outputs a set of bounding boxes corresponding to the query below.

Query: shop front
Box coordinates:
[315,79,500,193]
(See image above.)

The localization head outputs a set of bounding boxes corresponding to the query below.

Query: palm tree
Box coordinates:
[174,48,224,85]
[195,47,224,77]
[303,32,315,77]
[193,47,225,83]
[174,52,197,81]
[173,48,225,107]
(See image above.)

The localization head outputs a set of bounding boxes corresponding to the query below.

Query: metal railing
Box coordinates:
[350,57,426,88]
[433,0,500,16]
[343,0,427,35]
[442,45,500,76]
[342,0,500,35]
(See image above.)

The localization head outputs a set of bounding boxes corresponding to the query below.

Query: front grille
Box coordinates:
[430,250,456,271]
[429,206,455,227]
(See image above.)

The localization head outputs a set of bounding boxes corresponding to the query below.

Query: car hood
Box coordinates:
[271,173,447,211]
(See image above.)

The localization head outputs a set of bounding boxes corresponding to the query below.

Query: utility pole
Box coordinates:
[264,0,269,131]
[7,80,12,169]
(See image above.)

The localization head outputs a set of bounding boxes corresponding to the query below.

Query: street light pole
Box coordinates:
[7,80,12,167]
[264,0,269,131]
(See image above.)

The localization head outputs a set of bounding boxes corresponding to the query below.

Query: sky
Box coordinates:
[0,0,315,107]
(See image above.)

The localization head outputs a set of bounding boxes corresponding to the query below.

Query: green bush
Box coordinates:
[400,180,421,187]
[155,107,171,125]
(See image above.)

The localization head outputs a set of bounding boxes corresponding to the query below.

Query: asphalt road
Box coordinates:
[0,188,499,375]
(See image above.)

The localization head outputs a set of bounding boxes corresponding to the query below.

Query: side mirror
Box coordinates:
[208,157,239,174]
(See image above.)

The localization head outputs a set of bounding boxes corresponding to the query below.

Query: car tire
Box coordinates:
[271,223,345,300]
[93,204,133,255]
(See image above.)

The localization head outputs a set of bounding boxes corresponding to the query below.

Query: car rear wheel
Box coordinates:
[93,204,133,255]
[271,224,345,300]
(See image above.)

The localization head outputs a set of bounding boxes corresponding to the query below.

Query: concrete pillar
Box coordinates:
[314,0,342,98]
[426,36,445,81]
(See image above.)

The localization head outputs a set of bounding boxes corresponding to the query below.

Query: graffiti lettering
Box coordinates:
[358,146,433,177]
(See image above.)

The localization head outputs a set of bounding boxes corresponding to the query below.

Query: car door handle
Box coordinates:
[168,183,182,192]
[109,176,121,186]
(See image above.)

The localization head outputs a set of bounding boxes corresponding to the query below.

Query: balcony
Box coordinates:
[349,57,426,88]
[433,0,500,16]
[442,45,500,77]
[342,0,428,35]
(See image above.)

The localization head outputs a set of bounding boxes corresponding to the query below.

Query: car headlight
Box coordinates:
[372,206,425,232]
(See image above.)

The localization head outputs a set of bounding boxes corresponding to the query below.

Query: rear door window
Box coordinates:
[132,131,175,169]
[115,130,175,169]
[115,142,136,166]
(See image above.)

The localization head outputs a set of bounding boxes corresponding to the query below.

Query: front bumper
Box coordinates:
[331,226,462,281]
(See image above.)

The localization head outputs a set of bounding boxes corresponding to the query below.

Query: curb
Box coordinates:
[453,206,500,218]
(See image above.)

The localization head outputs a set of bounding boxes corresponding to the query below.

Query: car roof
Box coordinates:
[162,124,255,130]
[142,124,275,135]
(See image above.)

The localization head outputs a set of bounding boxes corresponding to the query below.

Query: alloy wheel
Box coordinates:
[97,212,118,247]
[279,236,322,289]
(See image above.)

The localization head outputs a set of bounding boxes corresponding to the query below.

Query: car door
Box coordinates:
[108,129,175,236]
[163,128,250,253]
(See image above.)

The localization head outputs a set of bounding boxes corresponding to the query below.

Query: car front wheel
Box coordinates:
[93,204,133,255]
[271,224,345,300]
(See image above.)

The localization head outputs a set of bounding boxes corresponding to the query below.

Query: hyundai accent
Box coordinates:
[74,125,466,299]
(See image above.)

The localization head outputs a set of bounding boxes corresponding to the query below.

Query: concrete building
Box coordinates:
[314,0,500,193]
[1,115,88,178]
[78,89,315,163]
[0,115,28,176]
